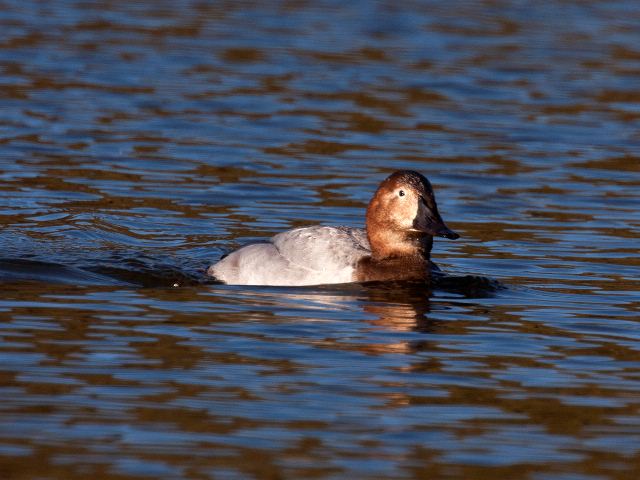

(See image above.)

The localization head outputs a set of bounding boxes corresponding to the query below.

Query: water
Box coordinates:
[1,1,639,478]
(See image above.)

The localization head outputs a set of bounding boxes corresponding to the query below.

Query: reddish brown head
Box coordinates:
[365,170,459,259]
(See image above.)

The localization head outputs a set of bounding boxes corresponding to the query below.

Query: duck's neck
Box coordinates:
[356,231,433,283]
[368,228,432,261]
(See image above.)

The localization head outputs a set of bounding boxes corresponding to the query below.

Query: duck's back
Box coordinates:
[209,226,371,286]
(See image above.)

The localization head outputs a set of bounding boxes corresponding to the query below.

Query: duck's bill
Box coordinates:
[434,224,460,240]
[413,210,460,240]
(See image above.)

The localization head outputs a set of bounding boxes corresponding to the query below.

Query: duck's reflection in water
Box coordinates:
[225,281,443,354]
[359,281,435,333]
[220,274,498,357]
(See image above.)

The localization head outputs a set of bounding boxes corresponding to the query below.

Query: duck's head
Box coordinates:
[366,170,459,259]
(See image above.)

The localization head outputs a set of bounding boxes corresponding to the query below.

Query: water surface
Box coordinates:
[1,1,639,479]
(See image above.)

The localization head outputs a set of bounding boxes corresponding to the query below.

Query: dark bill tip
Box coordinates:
[438,227,460,240]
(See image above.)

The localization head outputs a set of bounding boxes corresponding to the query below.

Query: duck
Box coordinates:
[207,170,459,286]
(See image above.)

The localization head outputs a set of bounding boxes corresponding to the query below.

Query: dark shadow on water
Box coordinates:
[90,261,204,288]
[212,273,504,298]
[431,271,504,298]
[0,256,502,297]
[0,257,204,288]
[0,258,127,286]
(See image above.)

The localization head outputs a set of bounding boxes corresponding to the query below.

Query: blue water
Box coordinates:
[0,1,639,479]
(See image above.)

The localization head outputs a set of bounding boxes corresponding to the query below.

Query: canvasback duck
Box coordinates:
[208,170,459,286]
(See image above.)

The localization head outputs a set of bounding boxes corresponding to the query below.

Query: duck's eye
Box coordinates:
[398,190,405,197]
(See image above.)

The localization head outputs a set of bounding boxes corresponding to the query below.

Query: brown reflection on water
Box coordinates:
[2,0,640,478]
[0,278,639,478]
